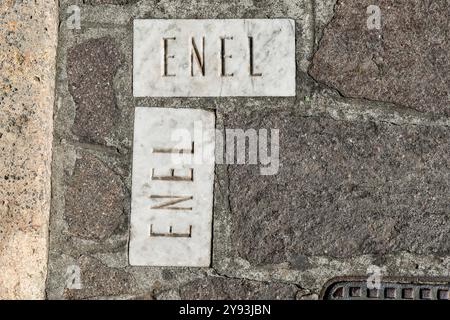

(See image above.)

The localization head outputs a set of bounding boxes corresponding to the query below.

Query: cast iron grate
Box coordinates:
[321,277,450,300]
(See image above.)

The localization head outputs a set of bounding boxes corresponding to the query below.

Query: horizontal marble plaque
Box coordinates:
[133,19,296,97]
[129,107,215,267]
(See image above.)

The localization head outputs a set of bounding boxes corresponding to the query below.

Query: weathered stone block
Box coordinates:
[225,109,450,265]
[67,37,123,144]
[0,0,57,299]
[310,0,450,115]
[64,255,135,299]
[65,153,125,241]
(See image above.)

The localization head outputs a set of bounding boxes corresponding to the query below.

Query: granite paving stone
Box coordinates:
[67,37,124,144]
[310,0,450,116]
[225,109,450,265]
[0,0,57,299]
[179,277,298,300]
[64,152,125,241]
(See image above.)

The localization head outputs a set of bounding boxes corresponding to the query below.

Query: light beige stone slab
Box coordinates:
[0,0,58,299]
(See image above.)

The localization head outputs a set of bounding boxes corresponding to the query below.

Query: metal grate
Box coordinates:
[321,277,450,300]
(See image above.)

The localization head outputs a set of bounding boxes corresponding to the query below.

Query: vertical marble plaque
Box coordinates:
[133,19,296,97]
[130,107,215,267]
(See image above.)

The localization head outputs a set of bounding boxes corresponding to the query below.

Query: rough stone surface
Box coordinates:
[67,37,123,144]
[86,0,138,4]
[310,0,450,116]
[65,152,125,241]
[225,109,450,265]
[179,277,298,300]
[64,255,136,299]
[0,0,57,299]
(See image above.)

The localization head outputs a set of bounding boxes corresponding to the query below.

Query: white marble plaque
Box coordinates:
[129,107,215,266]
[133,19,296,97]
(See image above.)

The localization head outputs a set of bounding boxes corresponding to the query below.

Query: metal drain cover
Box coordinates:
[321,277,450,300]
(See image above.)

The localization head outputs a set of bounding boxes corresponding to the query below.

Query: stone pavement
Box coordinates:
[1,0,449,299]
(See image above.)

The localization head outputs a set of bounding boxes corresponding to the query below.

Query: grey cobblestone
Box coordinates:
[225,108,450,264]
[67,37,124,144]
[64,152,126,241]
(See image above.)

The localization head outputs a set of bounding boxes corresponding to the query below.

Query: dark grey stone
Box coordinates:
[64,152,125,241]
[310,0,450,116]
[179,277,298,300]
[67,37,123,144]
[64,255,135,299]
[225,109,450,265]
